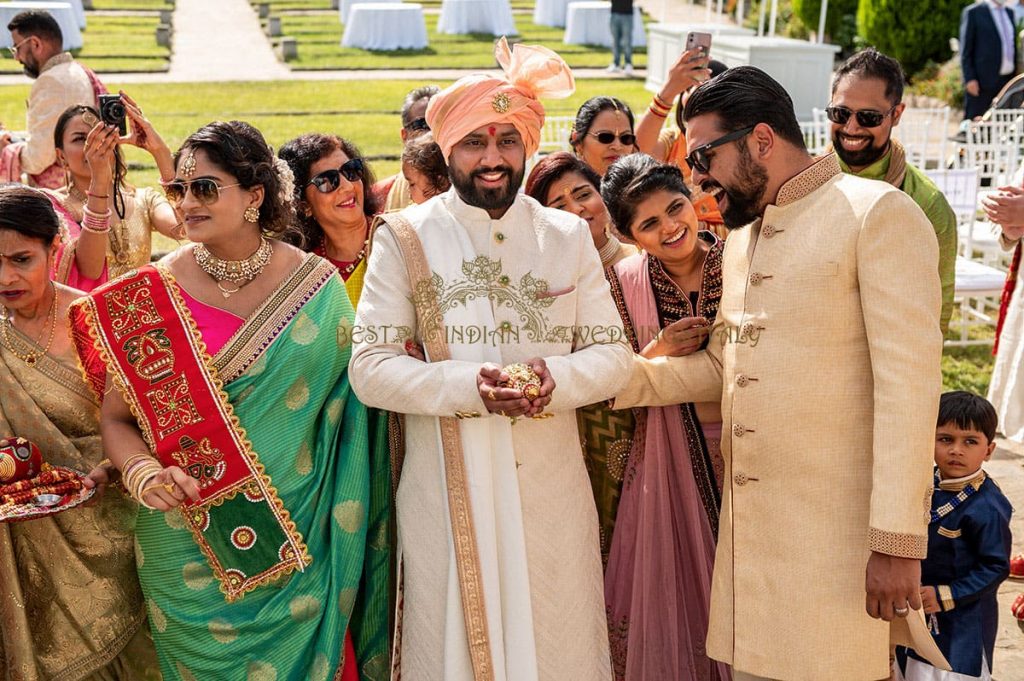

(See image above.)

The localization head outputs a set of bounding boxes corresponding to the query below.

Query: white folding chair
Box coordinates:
[530,115,576,170]
[802,112,830,156]
[948,256,1008,347]
[893,107,950,170]
[960,118,1022,189]
[985,108,1024,156]
[923,167,1003,263]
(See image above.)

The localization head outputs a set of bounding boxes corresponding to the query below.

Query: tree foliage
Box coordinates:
[857,0,965,78]
[792,0,858,37]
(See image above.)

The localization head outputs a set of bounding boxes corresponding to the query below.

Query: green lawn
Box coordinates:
[275,7,647,70]
[256,0,536,12]
[0,14,169,74]
[90,0,171,8]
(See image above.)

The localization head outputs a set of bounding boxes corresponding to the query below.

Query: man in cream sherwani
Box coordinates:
[614,66,944,681]
[350,39,630,681]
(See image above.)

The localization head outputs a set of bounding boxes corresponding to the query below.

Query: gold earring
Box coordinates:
[244,206,260,223]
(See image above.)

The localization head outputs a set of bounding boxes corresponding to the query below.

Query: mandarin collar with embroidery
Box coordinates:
[444,186,527,227]
[40,52,73,75]
[774,153,842,208]
[938,468,987,492]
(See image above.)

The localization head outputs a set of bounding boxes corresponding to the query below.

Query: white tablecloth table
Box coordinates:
[533,0,573,27]
[341,3,428,50]
[339,0,394,24]
[0,2,82,50]
[563,1,645,48]
[437,0,516,37]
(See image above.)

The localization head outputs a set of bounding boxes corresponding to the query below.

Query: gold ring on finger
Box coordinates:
[488,389,497,401]
[163,483,175,494]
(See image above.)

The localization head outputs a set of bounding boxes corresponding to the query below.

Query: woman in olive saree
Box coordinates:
[70,122,391,681]
[0,185,158,680]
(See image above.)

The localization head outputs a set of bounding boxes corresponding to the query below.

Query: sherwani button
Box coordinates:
[494,232,506,243]
[762,224,776,238]
[742,322,760,337]
[736,374,748,387]
[498,275,510,286]
[734,473,748,486]
[732,423,746,437]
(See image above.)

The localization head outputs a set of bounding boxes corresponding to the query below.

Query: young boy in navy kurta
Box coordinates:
[897,391,1013,680]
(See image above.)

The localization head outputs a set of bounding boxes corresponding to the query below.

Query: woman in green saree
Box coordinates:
[70,122,391,681]
[0,184,159,680]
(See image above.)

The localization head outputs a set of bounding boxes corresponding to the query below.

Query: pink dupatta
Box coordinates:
[605,253,730,681]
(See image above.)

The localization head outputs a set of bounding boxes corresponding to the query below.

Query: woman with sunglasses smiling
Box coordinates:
[46,97,181,291]
[599,153,728,681]
[570,96,638,177]
[70,121,391,681]
[279,134,379,305]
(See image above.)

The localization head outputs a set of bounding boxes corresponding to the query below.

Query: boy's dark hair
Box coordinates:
[832,47,905,105]
[7,10,63,45]
[683,65,806,150]
[937,391,998,443]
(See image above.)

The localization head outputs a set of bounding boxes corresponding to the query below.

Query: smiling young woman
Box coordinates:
[596,153,729,681]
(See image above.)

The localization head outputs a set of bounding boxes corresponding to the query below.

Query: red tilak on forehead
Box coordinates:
[488,126,497,137]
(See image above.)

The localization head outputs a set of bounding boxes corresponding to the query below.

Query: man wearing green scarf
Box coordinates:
[828,48,957,334]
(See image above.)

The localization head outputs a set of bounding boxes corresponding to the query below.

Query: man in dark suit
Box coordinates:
[960,0,1019,119]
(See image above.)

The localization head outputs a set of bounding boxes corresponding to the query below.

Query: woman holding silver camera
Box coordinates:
[47,92,181,291]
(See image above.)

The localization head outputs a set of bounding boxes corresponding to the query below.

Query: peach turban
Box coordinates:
[426,37,576,161]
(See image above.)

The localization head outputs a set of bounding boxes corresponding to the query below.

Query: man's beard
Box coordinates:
[22,57,40,79]
[703,144,769,229]
[449,162,524,213]
[833,132,889,168]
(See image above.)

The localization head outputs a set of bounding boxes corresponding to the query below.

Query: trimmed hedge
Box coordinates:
[856,0,964,78]
[792,0,857,37]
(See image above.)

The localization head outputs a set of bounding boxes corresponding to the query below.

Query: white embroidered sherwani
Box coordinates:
[19,53,96,175]
[350,190,630,681]
[614,155,944,681]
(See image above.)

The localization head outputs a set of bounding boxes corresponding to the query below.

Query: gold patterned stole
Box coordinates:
[378,212,495,681]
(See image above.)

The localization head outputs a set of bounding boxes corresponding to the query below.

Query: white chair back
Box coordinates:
[893,107,950,170]
[538,115,575,153]
[925,168,980,256]
[802,110,830,156]
[960,118,1022,187]
[985,108,1024,155]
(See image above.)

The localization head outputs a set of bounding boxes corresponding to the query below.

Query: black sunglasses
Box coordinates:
[588,131,636,146]
[404,117,429,132]
[685,125,755,174]
[162,178,242,205]
[824,105,896,129]
[307,158,365,194]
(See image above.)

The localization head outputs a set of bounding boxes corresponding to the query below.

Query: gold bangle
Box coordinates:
[120,452,155,473]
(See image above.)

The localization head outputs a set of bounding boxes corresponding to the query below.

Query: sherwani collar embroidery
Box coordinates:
[40,52,73,75]
[774,153,842,207]
[938,468,987,492]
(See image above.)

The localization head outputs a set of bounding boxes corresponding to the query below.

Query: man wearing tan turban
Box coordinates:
[351,38,630,681]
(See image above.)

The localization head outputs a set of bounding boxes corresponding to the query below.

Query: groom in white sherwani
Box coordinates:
[350,39,631,681]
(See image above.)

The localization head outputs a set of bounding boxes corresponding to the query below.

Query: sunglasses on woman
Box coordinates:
[588,131,636,146]
[685,125,755,175]
[824,105,897,129]
[162,178,242,205]
[307,158,365,194]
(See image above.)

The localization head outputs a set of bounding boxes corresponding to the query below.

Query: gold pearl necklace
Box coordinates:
[0,282,58,367]
[193,237,273,298]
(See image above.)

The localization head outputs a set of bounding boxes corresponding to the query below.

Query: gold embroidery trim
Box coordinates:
[937,526,962,539]
[938,584,955,611]
[775,153,841,207]
[867,527,928,559]
[214,254,337,383]
[383,213,495,681]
